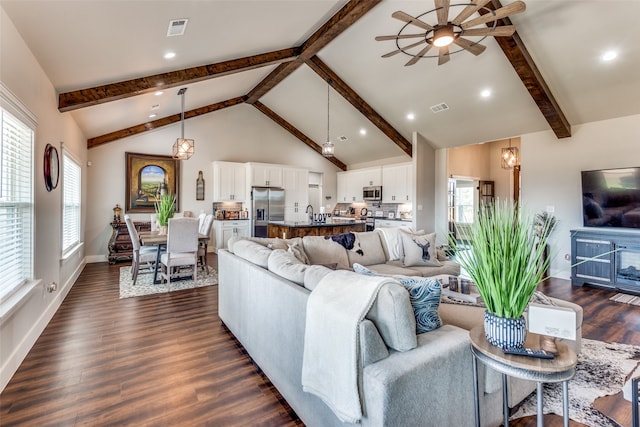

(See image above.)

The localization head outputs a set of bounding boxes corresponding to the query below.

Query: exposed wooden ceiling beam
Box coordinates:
[253,101,347,171]
[87,96,246,148]
[306,56,412,157]
[245,0,382,104]
[482,1,571,138]
[59,48,299,112]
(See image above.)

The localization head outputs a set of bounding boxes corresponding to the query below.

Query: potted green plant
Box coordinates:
[154,193,176,234]
[450,199,556,349]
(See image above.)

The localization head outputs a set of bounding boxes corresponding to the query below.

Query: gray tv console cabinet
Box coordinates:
[571,228,640,295]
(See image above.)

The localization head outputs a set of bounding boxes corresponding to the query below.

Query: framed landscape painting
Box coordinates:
[125,152,180,213]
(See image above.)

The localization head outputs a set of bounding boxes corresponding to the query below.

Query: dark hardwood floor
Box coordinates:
[1,257,638,426]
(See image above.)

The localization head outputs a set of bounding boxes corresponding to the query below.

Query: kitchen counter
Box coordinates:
[267,220,365,238]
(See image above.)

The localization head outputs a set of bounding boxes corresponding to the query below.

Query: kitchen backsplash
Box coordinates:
[333,202,412,219]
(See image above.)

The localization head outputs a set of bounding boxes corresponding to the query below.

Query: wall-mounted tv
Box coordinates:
[582,167,640,229]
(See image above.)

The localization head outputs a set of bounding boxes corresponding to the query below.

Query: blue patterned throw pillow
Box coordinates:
[353,263,442,333]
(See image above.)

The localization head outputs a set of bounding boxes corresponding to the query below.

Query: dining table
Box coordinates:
[139,231,210,284]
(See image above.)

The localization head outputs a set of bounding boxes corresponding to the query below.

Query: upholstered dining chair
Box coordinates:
[198,213,215,273]
[124,215,158,285]
[160,217,199,283]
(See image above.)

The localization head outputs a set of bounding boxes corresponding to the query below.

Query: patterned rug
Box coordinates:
[119,266,218,299]
[610,292,640,306]
[510,338,640,426]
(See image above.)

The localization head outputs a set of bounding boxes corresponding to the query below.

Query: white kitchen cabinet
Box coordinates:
[374,219,409,229]
[337,167,382,203]
[283,167,309,222]
[213,220,251,252]
[248,163,283,187]
[213,161,247,202]
[382,163,413,203]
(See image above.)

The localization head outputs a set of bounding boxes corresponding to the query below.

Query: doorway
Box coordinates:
[448,177,479,242]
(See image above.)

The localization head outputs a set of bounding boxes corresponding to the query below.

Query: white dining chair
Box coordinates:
[198,213,215,273]
[150,213,158,232]
[124,215,158,285]
[160,217,199,283]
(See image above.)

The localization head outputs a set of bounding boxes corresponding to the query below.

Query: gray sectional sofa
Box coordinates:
[218,230,583,426]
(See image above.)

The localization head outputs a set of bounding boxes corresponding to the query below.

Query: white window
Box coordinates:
[62,150,81,255]
[0,105,34,302]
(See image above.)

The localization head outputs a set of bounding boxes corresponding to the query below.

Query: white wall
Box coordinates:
[521,114,640,279]
[413,132,436,233]
[86,101,342,260]
[0,8,87,391]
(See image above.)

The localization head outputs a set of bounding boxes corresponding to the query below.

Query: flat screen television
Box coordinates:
[581,167,640,228]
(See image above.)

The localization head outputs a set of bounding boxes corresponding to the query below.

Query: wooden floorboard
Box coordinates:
[1,261,638,426]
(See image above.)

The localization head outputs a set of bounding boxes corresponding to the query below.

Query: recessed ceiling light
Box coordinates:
[149,113,157,118]
[154,91,164,96]
[406,112,415,121]
[481,89,492,98]
[164,52,176,60]
[601,50,617,61]
[359,128,367,136]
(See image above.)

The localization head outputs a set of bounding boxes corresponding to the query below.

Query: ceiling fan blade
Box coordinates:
[461,1,526,30]
[438,46,450,65]
[375,33,426,41]
[391,11,434,31]
[405,44,433,66]
[382,40,428,58]
[453,37,487,56]
[451,0,492,26]
[435,0,450,26]
[462,25,515,37]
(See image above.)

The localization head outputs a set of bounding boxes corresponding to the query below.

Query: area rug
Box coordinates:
[510,338,640,426]
[119,266,217,299]
[610,292,640,306]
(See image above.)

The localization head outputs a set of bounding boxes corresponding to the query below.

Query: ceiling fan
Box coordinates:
[376,0,526,66]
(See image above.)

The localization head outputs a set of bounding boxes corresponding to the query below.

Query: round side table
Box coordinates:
[469,326,577,427]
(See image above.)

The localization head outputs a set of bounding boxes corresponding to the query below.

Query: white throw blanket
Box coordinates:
[301,270,392,423]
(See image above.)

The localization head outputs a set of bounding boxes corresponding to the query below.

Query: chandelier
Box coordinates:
[501,138,519,169]
[172,87,194,160]
[322,80,334,157]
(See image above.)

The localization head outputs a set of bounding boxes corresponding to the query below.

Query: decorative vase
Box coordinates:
[159,225,168,235]
[483,311,527,349]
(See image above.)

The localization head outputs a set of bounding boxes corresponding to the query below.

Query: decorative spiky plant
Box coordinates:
[154,193,176,227]
[450,200,556,319]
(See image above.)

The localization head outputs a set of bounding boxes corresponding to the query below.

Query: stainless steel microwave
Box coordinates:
[363,186,382,201]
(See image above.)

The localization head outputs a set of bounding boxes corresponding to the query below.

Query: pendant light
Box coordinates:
[322,80,334,157]
[172,87,194,160]
[501,138,519,169]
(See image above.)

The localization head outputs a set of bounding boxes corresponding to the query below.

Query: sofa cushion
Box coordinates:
[400,231,441,267]
[354,263,443,334]
[365,262,423,277]
[288,241,310,264]
[376,226,414,261]
[366,281,417,352]
[302,236,350,270]
[228,236,302,252]
[347,231,387,266]
[232,239,273,268]
[303,265,335,291]
[404,260,461,277]
[268,249,308,285]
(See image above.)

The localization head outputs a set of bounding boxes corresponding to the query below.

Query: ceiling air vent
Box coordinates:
[167,19,189,37]
[338,136,348,142]
[430,102,449,113]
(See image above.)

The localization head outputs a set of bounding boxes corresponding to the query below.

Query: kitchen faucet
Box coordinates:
[306,204,314,221]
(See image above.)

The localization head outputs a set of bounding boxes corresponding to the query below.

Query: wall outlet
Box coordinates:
[546,205,555,213]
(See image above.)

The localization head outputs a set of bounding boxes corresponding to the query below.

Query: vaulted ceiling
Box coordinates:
[3,0,639,169]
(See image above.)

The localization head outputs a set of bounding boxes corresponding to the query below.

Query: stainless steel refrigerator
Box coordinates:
[252,187,285,237]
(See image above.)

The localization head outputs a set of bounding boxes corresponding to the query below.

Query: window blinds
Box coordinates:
[0,108,34,301]
[62,151,81,254]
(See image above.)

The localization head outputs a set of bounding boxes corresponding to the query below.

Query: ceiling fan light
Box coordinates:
[433,26,454,47]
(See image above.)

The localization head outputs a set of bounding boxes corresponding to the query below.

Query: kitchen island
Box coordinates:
[268,220,365,238]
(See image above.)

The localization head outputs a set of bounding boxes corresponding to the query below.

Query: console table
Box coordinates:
[469,326,577,427]
[571,228,640,294]
[108,220,151,264]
